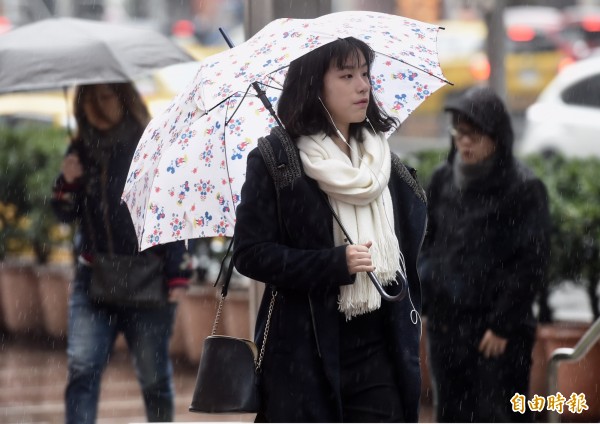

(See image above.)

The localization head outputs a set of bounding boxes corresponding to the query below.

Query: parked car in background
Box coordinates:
[519,57,600,158]
[135,61,202,117]
[422,12,568,115]
[561,5,600,59]
[0,91,72,129]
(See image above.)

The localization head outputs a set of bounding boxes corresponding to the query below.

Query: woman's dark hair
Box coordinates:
[277,37,398,141]
[73,82,150,141]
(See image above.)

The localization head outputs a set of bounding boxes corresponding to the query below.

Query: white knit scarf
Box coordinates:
[297,129,405,320]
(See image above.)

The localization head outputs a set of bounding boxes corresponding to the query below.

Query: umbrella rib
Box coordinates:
[225,84,253,126]
[264,67,286,89]
[378,52,453,86]
[260,83,283,91]
[205,89,254,115]
[222,97,238,217]
[205,64,286,116]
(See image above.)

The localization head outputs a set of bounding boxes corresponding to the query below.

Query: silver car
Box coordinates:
[520,56,600,158]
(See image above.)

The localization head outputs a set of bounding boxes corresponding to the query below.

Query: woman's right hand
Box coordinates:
[61,153,84,184]
[346,241,375,275]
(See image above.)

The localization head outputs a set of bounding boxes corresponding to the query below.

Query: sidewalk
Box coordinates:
[0,335,434,423]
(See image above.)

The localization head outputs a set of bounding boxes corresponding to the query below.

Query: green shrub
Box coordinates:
[403,149,447,189]
[0,124,70,262]
[524,153,600,319]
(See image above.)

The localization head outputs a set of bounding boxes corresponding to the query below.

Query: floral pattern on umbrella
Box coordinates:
[122,11,449,250]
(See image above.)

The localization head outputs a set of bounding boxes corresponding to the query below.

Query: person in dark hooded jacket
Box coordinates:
[418,87,550,422]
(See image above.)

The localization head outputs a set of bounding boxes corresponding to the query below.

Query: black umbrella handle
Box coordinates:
[367,270,408,303]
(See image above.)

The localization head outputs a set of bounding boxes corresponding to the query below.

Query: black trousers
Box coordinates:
[340,308,405,423]
[426,321,534,423]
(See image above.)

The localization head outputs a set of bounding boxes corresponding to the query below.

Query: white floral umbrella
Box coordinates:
[122,11,449,250]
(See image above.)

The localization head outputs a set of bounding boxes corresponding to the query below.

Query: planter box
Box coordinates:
[222,288,252,340]
[0,259,43,335]
[537,322,600,422]
[169,302,187,358]
[37,263,73,339]
[179,285,220,365]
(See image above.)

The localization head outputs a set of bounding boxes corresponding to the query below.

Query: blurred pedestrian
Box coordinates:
[233,37,426,422]
[51,82,191,424]
[419,86,551,422]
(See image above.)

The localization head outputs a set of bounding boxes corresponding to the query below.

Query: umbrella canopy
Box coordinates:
[0,17,194,94]
[122,11,450,251]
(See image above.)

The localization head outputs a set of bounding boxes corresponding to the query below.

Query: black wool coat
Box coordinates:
[421,86,551,339]
[419,160,551,338]
[233,144,427,423]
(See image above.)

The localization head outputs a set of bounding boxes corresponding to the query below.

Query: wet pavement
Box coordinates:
[0,334,255,423]
[0,334,434,423]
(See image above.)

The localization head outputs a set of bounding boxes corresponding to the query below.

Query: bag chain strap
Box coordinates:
[256,289,277,371]
[211,294,225,336]
[210,287,276,372]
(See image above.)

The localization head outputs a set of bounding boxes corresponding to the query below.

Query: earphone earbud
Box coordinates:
[318,96,348,144]
[365,117,377,134]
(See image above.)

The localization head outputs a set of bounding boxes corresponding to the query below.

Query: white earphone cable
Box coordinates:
[317,97,420,325]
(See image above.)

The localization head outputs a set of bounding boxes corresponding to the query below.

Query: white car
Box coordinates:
[520,57,600,157]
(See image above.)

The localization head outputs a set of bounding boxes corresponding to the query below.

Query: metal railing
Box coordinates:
[546,317,600,423]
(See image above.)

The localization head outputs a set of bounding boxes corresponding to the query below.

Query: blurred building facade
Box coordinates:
[2,0,599,37]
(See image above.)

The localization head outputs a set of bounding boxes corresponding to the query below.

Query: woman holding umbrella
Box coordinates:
[51,82,190,424]
[233,37,427,422]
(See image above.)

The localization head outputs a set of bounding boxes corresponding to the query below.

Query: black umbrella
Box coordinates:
[0,17,194,94]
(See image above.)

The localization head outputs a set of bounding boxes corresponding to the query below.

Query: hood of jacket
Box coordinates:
[444,86,514,170]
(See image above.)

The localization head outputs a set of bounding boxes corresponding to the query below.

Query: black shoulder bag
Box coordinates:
[86,154,167,308]
[189,241,276,414]
[188,128,300,414]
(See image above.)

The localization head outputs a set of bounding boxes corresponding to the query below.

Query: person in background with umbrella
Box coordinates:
[233,37,427,422]
[418,87,551,422]
[51,82,191,424]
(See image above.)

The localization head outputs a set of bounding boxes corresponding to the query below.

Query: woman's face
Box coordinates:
[83,84,124,130]
[321,50,371,133]
[452,121,496,165]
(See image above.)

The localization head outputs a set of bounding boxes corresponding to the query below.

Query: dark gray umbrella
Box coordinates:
[0,17,195,94]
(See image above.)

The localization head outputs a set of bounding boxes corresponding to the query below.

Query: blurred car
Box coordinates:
[422,12,569,115]
[0,91,72,129]
[561,5,600,59]
[135,61,202,116]
[519,57,600,158]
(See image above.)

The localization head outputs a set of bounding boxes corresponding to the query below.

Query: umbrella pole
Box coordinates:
[63,86,73,139]
[218,28,284,128]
